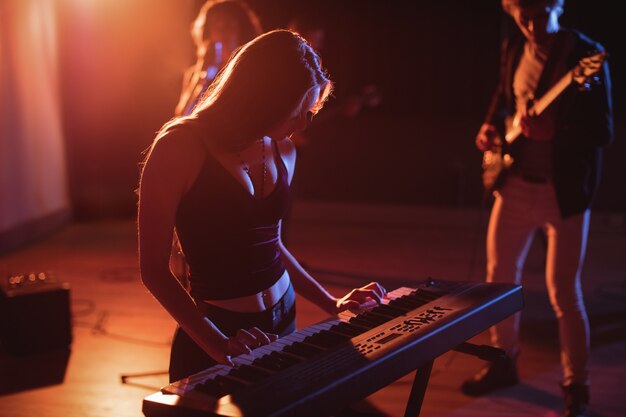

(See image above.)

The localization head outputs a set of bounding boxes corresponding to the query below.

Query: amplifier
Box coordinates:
[0,272,72,355]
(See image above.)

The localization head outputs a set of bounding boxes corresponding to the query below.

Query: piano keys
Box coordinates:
[143,278,523,417]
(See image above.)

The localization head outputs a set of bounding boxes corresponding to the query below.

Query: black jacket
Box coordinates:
[485,28,614,218]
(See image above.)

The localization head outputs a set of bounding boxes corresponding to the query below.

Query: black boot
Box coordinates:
[562,382,589,417]
[460,355,519,397]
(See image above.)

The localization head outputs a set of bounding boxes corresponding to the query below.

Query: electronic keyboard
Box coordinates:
[143,278,523,417]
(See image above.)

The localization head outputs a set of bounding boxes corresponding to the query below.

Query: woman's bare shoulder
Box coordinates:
[142,120,207,189]
[149,121,206,163]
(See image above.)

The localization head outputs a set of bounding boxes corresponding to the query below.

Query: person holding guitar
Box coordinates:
[461,1,613,417]
[174,0,262,118]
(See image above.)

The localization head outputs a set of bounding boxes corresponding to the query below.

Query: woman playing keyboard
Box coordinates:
[138,29,386,382]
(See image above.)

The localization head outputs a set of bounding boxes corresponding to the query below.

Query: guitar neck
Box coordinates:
[505,69,574,143]
[530,70,574,116]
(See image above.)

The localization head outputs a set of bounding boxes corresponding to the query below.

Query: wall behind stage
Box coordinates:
[58,0,625,218]
[0,0,71,251]
[56,1,197,218]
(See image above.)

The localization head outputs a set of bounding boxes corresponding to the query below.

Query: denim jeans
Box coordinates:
[487,176,590,385]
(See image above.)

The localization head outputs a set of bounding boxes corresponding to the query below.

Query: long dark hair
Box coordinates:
[164,30,332,152]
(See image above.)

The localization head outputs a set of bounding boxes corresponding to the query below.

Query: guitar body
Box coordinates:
[482,148,508,197]
[479,51,606,201]
[481,117,515,200]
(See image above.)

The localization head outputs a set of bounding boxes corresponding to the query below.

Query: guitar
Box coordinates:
[481,51,607,197]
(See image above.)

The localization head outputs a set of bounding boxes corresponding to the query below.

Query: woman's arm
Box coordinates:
[139,131,230,361]
[139,131,270,365]
[278,237,385,316]
[275,136,386,315]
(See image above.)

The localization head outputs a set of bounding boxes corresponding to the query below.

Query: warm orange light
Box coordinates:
[0,0,69,232]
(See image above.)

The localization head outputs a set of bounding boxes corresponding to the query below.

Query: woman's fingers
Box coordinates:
[228,338,252,356]
[213,322,283,366]
[363,281,387,299]
[247,327,272,346]
[238,328,267,349]
[225,327,279,359]
[353,287,383,305]
[336,299,360,312]
[335,281,387,313]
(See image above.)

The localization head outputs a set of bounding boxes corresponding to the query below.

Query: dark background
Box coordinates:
[57,0,625,219]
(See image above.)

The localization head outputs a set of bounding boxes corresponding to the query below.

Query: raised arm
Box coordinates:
[278,237,385,315]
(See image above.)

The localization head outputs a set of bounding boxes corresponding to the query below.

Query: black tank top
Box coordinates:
[175,129,290,300]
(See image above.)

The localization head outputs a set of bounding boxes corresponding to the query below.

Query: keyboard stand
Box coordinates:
[404,360,433,417]
[403,342,505,417]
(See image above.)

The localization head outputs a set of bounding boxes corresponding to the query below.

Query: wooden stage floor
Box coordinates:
[1,202,624,417]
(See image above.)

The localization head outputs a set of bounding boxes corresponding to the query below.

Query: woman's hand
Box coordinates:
[212,327,279,366]
[333,281,387,314]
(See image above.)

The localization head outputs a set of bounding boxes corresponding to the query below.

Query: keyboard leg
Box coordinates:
[403,360,433,417]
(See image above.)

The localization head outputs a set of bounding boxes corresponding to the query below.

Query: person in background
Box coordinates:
[174,0,262,117]
[139,29,386,384]
[462,1,613,417]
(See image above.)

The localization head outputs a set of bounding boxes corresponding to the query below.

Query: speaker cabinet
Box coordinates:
[0,273,72,355]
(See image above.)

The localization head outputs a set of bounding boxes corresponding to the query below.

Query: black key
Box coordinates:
[408,290,440,303]
[270,350,303,365]
[358,311,391,325]
[329,323,362,337]
[349,316,378,329]
[362,308,396,320]
[335,321,370,335]
[253,356,287,371]
[303,330,348,349]
[319,329,351,342]
[283,342,325,358]
[397,296,427,307]
[213,374,249,394]
[194,379,226,397]
[406,295,435,305]
[371,304,406,317]
[229,365,272,383]
[388,298,419,310]
[389,296,415,307]
[337,322,370,336]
